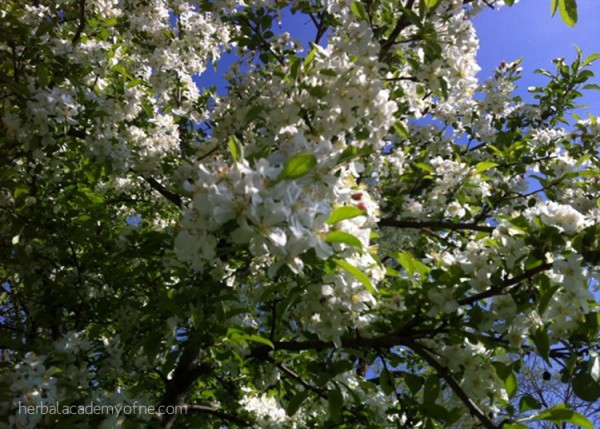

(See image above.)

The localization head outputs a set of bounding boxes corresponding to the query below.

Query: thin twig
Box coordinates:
[458,262,552,306]
[180,404,254,428]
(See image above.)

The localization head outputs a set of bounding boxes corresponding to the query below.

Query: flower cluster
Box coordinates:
[2,0,600,428]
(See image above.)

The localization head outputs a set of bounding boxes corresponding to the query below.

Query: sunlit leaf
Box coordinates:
[276,153,317,181]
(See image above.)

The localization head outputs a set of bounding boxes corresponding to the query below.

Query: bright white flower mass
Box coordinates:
[1,0,599,428]
[533,201,588,234]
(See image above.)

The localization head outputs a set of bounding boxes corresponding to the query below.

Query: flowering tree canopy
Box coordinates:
[2,0,600,428]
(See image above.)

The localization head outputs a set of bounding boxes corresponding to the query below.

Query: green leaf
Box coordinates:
[393,122,409,138]
[327,388,343,422]
[325,231,363,248]
[505,371,518,399]
[423,374,440,404]
[572,371,600,402]
[228,136,244,162]
[304,48,317,69]
[425,0,442,10]
[538,286,559,317]
[524,255,543,270]
[493,362,518,399]
[529,404,593,429]
[350,2,366,20]
[475,161,499,174]
[380,368,394,395]
[1,76,31,97]
[337,145,373,164]
[519,395,542,412]
[385,266,401,277]
[558,0,577,26]
[142,332,163,365]
[396,251,430,277]
[583,53,600,67]
[334,259,376,294]
[583,83,600,90]
[422,403,455,425]
[286,390,310,417]
[276,153,317,182]
[103,16,118,27]
[403,372,424,395]
[337,146,360,164]
[245,105,263,123]
[531,329,550,364]
[112,64,132,79]
[14,184,29,201]
[244,334,274,349]
[326,206,365,225]
[414,162,434,173]
[551,0,559,16]
[288,56,302,80]
[142,101,154,118]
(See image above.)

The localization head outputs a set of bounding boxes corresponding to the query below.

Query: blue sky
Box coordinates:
[198,1,600,115]
[193,2,600,216]
[475,0,600,114]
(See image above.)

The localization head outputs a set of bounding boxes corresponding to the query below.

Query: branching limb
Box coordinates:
[157,343,211,429]
[407,340,501,429]
[308,12,328,45]
[379,0,417,60]
[237,16,285,66]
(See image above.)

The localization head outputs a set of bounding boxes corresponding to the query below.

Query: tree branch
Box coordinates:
[273,360,325,396]
[156,343,211,429]
[308,12,328,45]
[72,0,86,44]
[407,340,501,429]
[237,15,285,66]
[379,218,494,233]
[253,335,501,429]
[181,404,254,428]
[379,0,417,60]
[458,262,552,306]
[270,333,407,353]
[142,176,183,208]
[250,326,451,356]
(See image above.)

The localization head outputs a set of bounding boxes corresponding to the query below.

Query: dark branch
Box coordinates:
[274,361,325,396]
[277,333,406,352]
[308,12,328,45]
[143,176,183,208]
[238,16,285,66]
[407,340,501,429]
[72,0,87,43]
[379,218,494,233]
[157,343,211,429]
[181,404,254,428]
[379,0,417,60]
[458,262,552,306]
[252,334,501,429]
